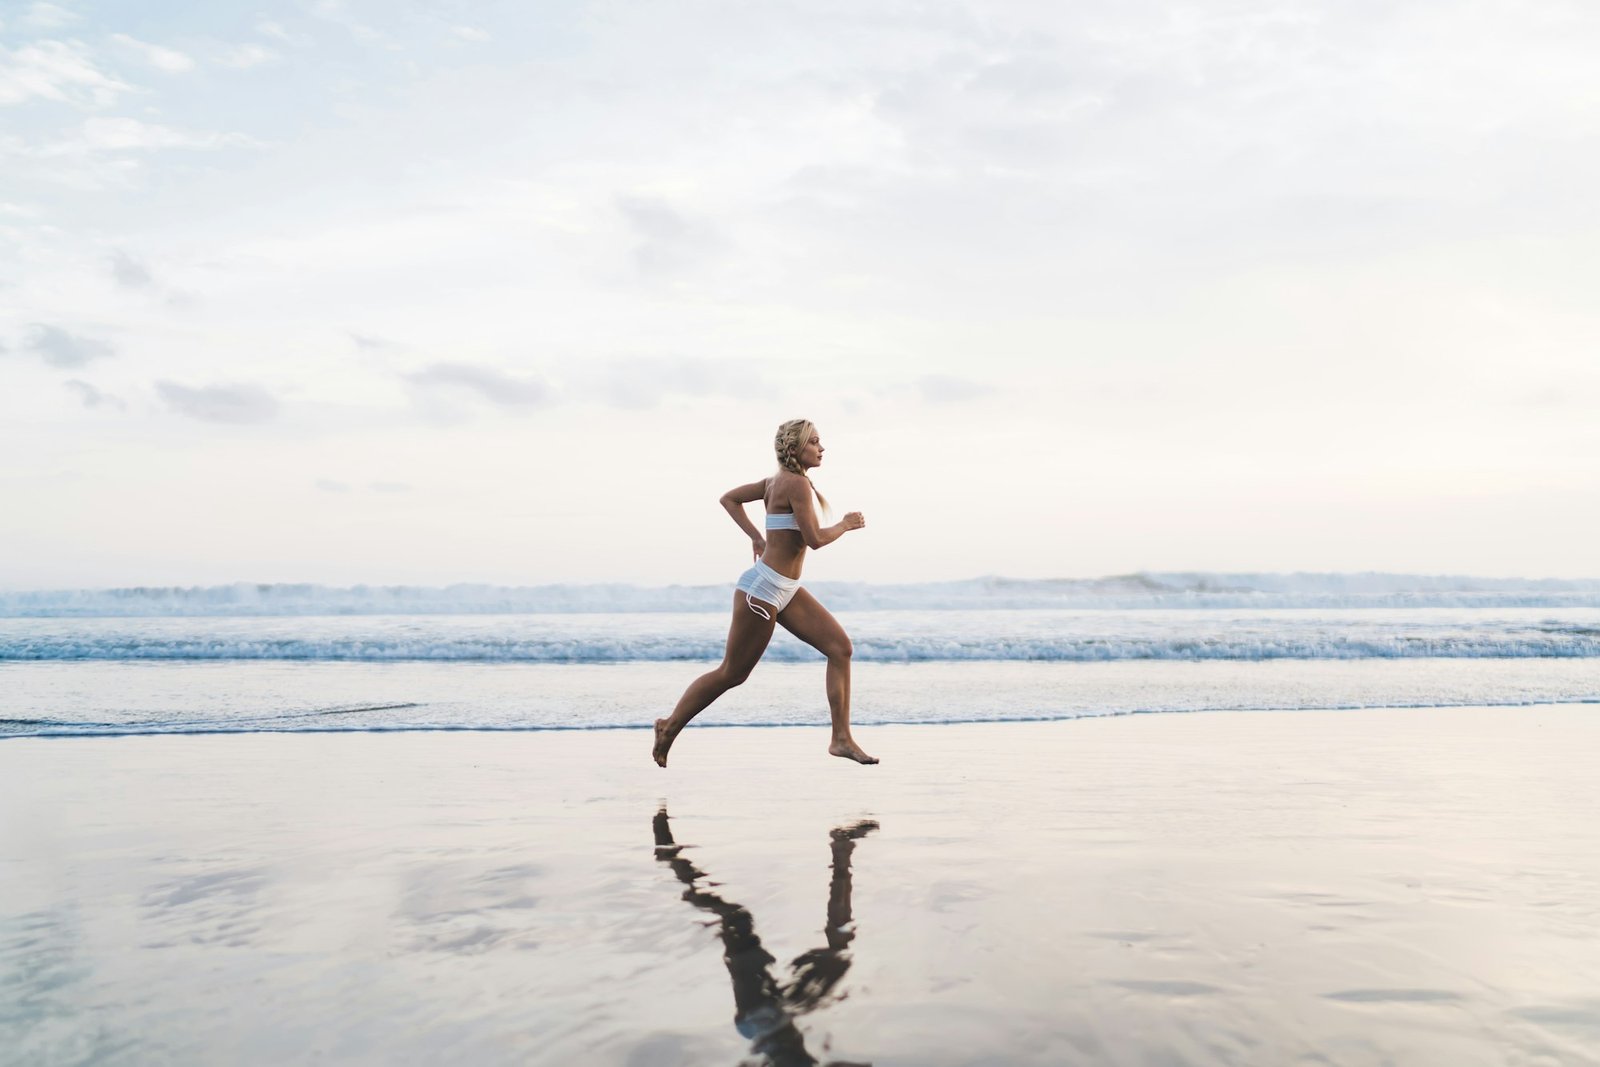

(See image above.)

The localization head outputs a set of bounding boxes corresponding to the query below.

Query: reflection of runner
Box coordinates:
[652,805,877,1066]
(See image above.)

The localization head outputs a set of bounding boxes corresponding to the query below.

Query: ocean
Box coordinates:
[5,573,1599,739]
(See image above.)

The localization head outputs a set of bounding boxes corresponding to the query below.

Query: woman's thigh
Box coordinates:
[722,591,776,675]
[776,588,851,658]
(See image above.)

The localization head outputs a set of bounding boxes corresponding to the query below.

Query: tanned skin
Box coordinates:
[654,429,876,767]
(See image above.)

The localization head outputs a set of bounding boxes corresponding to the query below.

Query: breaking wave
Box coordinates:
[5,572,1600,617]
[3,610,1599,662]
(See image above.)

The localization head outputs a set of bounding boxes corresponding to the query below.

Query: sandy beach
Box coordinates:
[3,705,1598,1066]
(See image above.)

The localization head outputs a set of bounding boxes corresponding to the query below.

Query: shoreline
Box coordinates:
[4,693,1598,742]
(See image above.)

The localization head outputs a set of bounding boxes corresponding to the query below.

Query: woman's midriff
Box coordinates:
[761,531,806,580]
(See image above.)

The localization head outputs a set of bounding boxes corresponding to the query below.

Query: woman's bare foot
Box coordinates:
[653,718,674,767]
[829,738,879,765]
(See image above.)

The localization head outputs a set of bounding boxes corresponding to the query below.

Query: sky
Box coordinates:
[2,0,1598,588]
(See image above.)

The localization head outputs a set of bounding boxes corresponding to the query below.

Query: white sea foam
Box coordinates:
[5,632,1600,662]
[4,573,1600,617]
[3,608,1598,662]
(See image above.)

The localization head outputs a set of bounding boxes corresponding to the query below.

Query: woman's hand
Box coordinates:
[842,512,866,531]
[751,536,767,561]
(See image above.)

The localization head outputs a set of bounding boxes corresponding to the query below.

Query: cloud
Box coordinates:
[19,3,77,30]
[108,249,153,288]
[405,362,550,407]
[110,33,195,73]
[63,379,125,410]
[451,26,490,43]
[916,374,993,403]
[25,324,114,368]
[308,0,387,45]
[0,40,129,107]
[585,356,772,409]
[156,381,281,424]
[36,117,258,156]
[616,196,726,275]
[217,44,278,69]
[255,20,295,44]
[316,478,410,493]
[1511,383,1600,409]
[350,332,401,351]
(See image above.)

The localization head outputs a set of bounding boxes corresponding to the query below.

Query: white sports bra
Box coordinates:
[765,512,799,531]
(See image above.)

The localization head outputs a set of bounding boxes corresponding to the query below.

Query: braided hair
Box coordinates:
[773,418,830,516]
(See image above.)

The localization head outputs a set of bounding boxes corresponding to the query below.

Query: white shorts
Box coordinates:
[735,559,801,619]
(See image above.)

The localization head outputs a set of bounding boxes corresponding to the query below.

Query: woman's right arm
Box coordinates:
[720,478,769,558]
[786,480,865,550]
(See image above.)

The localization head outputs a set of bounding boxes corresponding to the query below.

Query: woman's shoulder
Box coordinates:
[769,469,808,494]
[768,470,810,509]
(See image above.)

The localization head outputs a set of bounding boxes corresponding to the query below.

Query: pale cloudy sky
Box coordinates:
[2,0,1598,588]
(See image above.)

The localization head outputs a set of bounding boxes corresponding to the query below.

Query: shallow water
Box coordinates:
[4,707,1598,1065]
[4,657,1600,737]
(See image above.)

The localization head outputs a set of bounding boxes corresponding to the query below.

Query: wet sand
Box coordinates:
[3,705,1598,1066]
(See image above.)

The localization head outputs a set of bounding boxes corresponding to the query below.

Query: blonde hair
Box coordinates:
[773,418,830,516]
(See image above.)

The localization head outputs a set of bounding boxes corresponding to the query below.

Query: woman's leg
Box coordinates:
[654,592,776,766]
[777,588,877,764]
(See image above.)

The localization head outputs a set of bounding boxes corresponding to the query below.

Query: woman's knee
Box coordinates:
[719,663,754,687]
[829,637,853,662]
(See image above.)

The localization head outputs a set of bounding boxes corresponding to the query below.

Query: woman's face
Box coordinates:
[797,430,824,469]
